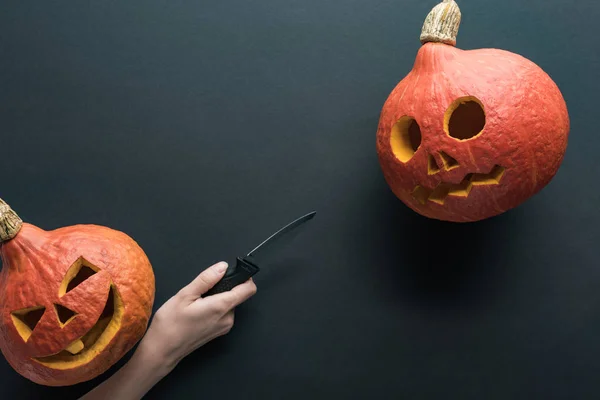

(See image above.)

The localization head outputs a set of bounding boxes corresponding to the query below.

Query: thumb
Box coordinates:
[179,262,228,299]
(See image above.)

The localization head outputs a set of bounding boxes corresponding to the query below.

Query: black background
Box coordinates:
[1,0,598,399]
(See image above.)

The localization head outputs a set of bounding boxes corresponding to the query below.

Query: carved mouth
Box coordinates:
[412,165,505,205]
[32,284,123,369]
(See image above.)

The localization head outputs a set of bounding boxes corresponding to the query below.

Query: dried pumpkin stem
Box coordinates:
[0,198,23,242]
[420,0,462,46]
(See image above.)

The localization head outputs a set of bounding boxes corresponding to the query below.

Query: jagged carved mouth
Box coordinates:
[412,165,505,205]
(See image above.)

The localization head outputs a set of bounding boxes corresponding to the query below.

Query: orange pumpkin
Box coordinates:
[376,0,569,222]
[0,198,155,386]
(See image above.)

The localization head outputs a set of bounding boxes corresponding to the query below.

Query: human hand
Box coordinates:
[80,262,256,400]
[134,261,257,372]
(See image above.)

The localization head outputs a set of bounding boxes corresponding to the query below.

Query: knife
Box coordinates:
[203,211,316,297]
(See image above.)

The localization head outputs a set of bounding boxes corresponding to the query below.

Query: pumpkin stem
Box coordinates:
[420,0,461,47]
[0,198,23,242]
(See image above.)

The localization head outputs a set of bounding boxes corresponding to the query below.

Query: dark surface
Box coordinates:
[0,0,598,399]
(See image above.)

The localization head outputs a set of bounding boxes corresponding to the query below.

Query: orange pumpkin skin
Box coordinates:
[0,222,155,386]
[376,4,569,222]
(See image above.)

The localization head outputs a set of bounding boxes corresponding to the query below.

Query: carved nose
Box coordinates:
[427,151,459,175]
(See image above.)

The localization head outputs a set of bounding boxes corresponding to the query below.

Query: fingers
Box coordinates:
[219,278,258,308]
[179,262,228,299]
[220,310,235,335]
[191,278,257,313]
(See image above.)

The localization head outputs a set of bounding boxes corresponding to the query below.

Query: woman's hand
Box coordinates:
[80,262,257,400]
[138,261,258,370]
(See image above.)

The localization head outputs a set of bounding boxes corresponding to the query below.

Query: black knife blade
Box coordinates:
[203,211,316,297]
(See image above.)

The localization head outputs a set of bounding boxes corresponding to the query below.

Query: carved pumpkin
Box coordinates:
[0,199,155,386]
[376,0,569,222]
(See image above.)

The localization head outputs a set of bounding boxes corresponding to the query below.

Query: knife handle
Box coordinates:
[203,257,260,297]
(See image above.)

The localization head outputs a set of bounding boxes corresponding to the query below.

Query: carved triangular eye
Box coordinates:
[59,257,99,297]
[54,304,77,326]
[11,306,46,342]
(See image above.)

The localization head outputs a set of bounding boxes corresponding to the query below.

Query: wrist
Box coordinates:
[128,342,175,382]
[80,342,174,400]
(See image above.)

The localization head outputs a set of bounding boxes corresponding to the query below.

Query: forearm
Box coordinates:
[80,346,173,400]
[80,264,256,399]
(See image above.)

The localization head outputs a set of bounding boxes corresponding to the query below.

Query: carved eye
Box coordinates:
[11,306,46,342]
[444,96,486,140]
[390,116,422,162]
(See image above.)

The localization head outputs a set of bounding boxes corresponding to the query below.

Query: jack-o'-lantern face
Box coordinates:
[9,257,122,368]
[0,223,155,387]
[376,42,569,222]
[388,96,506,212]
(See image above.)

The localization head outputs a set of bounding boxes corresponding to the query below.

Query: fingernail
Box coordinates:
[216,262,228,273]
